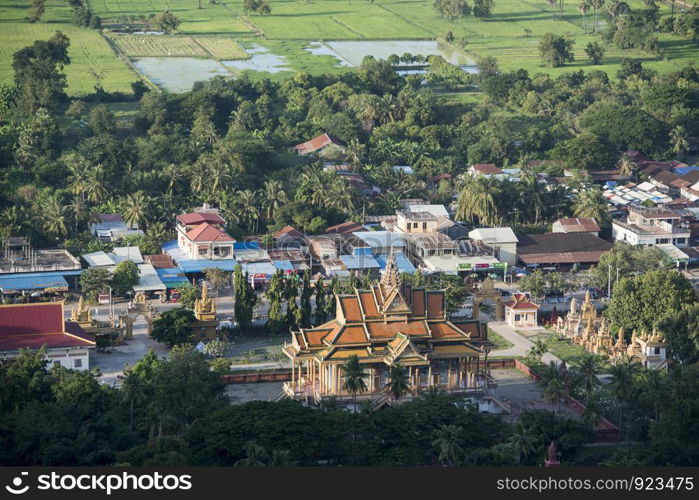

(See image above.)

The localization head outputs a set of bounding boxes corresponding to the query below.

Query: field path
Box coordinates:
[330,17,365,39]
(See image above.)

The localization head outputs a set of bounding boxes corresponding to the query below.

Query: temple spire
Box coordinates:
[381,251,399,290]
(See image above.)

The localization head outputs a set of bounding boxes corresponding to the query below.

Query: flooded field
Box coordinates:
[321,40,475,67]
[221,44,291,74]
[132,57,230,93]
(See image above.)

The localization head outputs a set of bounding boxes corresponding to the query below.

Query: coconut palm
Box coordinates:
[342,355,367,412]
[670,125,689,156]
[345,138,366,167]
[572,187,610,225]
[207,161,233,195]
[162,163,184,196]
[85,164,108,203]
[188,162,209,195]
[641,369,666,422]
[325,176,354,214]
[575,353,603,405]
[591,0,604,32]
[296,165,326,207]
[520,170,545,224]
[121,372,146,431]
[544,376,565,415]
[66,153,90,201]
[234,189,260,231]
[386,363,410,400]
[67,195,89,234]
[617,152,635,178]
[456,177,500,226]
[509,423,536,464]
[36,194,67,240]
[608,358,641,441]
[579,0,590,32]
[432,424,464,465]
[123,191,149,230]
[261,179,288,219]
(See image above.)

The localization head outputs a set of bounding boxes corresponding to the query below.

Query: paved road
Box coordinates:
[488,321,561,365]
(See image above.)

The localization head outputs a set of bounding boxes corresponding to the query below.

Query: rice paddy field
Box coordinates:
[1,0,697,95]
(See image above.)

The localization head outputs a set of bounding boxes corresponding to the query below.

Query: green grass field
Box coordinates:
[1,0,697,96]
[0,0,139,95]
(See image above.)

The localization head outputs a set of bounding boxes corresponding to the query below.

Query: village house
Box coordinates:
[90,213,143,243]
[282,254,493,402]
[612,205,691,248]
[468,228,519,266]
[467,163,506,179]
[293,133,345,157]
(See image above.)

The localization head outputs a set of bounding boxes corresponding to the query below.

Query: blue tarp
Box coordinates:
[242,261,276,276]
[0,273,69,292]
[340,254,380,270]
[156,268,190,289]
[177,259,238,273]
[674,166,699,175]
[273,259,294,272]
[375,253,416,273]
[234,241,261,250]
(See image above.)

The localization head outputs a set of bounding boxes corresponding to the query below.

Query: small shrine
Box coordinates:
[192,283,217,340]
[70,295,93,328]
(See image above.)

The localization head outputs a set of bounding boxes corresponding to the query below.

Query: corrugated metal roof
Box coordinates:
[0,274,69,292]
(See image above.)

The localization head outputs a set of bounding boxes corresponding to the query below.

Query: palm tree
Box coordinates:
[544,376,565,415]
[296,165,326,207]
[579,0,589,32]
[36,194,67,240]
[325,176,354,214]
[670,125,689,156]
[520,170,545,224]
[188,162,209,195]
[642,369,666,422]
[261,179,288,219]
[591,0,604,33]
[67,195,89,234]
[342,355,367,412]
[123,191,149,230]
[572,187,610,225]
[207,161,233,195]
[85,164,108,203]
[432,424,464,465]
[608,358,641,441]
[386,363,410,400]
[527,338,549,362]
[162,163,183,196]
[234,189,259,231]
[121,372,146,431]
[456,177,500,226]
[66,154,90,201]
[618,152,635,179]
[509,423,536,464]
[575,353,603,405]
[345,138,366,167]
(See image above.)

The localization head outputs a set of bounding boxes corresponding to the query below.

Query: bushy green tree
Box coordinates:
[150,308,197,347]
[111,260,140,295]
[539,33,575,67]
[79,267,112,300]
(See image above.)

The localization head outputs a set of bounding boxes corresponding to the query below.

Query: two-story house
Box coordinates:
[612,205,691,248]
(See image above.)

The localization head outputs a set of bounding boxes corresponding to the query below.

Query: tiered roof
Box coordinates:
[285,254,490,364]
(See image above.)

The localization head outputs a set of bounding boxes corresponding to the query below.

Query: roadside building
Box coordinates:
[552,217,600,237]
[612,205,691,248]
[0,302,94,370]
[504,293,539,328]
[468,228,519,266]
[517,233,612,270]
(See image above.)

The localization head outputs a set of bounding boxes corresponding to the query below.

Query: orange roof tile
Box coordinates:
[340,296,363,322]
[428,322,466,339]
[426,292,445,319]
[358,290,380,318]
[366,320,429,339]
[333,326,368,344]
[185,222,234,243]
[411,289,426,317]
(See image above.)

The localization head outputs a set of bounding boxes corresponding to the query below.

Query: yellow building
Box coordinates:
[282,254,493,402]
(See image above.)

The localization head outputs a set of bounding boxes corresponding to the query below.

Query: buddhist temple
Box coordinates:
[282,253,493,402]
[554,292,669,370]
[192,283,217,340]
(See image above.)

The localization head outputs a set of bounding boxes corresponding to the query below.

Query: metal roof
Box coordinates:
[0,274,69,292]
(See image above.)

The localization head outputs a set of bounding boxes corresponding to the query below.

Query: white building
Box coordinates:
[175,211,235,260]
[503,293,539,329]
[468,228,519,266]
[612,205,690,248]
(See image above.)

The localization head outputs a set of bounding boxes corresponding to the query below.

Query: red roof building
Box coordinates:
[504,293,540,328]
[552,217,601,235]
[469,164,504,176]
[293,134,345,156]
[0,302,94,369]
[326,221,365,234]
[186,222,235,243]
[176,212,226,226]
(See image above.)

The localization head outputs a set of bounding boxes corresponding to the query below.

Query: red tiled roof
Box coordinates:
[366,320,429,338]
[471,164,503,175]
[358,291,380,318]
[411,289,426,317]
[176,212,225,226]
[426,292,445,319]
[517,233,612,265]
[326,221,365,234]
[274,225,305,239]
[293,133,343,155]
[0,303,94,351]
[428,322,465,339]
[504,293,540,310]
[145,253,176,268]
[185,222,234,243]
[339,296,363,323]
